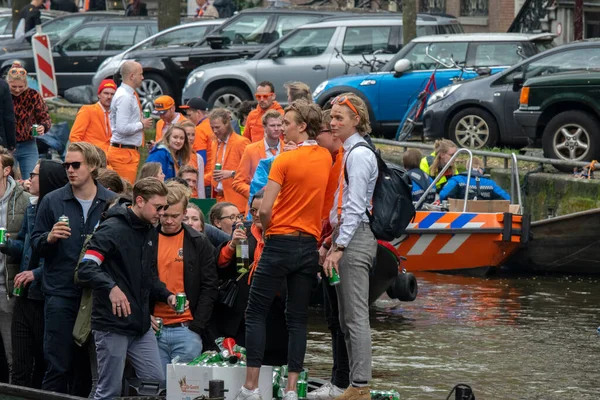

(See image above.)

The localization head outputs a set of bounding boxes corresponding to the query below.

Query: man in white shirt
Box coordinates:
[107,61,152,184]
[323,93,378,400]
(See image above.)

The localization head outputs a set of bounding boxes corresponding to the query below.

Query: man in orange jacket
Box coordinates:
[209,108,249,213]
[243,81,283,143]
[153,95,187,142]
[69,79,116,154]
[181,97,215,194]
[232,109,283,207]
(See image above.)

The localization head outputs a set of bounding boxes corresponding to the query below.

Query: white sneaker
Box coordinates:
[283,390,299,400]
[307,383,345,400]
[233,386,263,400]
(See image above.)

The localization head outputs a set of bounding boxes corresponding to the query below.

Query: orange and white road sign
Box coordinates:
[31,33,58,100]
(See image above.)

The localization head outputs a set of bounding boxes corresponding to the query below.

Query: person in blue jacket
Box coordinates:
[403,149,436,208]
[146,124,191,181]
[439,157,510,201]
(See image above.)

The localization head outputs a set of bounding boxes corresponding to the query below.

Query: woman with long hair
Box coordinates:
[145,124,191,181]
[420,139,458,190]
[6,62,51,179]
[136,162,165,182]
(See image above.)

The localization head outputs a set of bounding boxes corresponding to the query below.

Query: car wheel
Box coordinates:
[542,110,600,172]
[137,73,172,111]
[448,107,498,149]
[207,86,250,112]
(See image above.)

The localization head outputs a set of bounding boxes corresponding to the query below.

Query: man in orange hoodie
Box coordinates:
[153,95,187,142]
[69,79,116,154]
[243,81,283,143]
[181,97,215,195]
[209,108,250,212]
[232,109,283,207]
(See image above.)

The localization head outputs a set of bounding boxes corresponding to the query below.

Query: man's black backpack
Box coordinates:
[344,142,415,242]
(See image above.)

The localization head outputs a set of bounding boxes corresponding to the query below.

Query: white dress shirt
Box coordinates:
[329,133,378,247]
[109,83,143,146]
[264,137,281,159]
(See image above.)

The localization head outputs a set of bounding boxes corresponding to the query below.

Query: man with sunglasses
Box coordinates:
[78,178,179,400]
[243,81,283,143]
[31,143,115,394]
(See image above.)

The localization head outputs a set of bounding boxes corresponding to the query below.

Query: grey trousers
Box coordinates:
[93,328,164,400]
[336,222,377,384]
[0,285,15,377]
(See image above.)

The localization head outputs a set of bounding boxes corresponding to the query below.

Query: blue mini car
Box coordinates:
[313,33,555,138]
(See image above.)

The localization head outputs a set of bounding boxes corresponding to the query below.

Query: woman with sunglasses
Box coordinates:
[212,190,288,365]
[6,62,51,179]
[146,124,191,181]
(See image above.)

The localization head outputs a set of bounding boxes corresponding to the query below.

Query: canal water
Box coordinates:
[305,272,600,400]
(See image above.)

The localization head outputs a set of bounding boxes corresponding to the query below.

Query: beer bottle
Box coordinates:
[236,225,249,273]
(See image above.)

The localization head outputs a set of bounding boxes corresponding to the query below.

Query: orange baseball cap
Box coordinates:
[97,79,117,95]
[153,95,175,115]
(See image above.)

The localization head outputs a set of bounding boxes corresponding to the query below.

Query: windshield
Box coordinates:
[37,15,86,41]
[141,24,215,50]
[218,14,269,46]
[0,14,10,35]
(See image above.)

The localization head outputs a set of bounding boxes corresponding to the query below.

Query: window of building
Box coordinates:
[461,0,488,17]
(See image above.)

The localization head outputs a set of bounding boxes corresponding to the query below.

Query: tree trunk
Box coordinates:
[574,0,584,41]
[12,0,30,36]
[158,0,181,32]
[402,0,417,46]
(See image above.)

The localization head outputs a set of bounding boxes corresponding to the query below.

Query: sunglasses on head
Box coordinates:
[330,95,358,115]
[255,93,273,100]
[8,68,26,77]
[62,162,82,170]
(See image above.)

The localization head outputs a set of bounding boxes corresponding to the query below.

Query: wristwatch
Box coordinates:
[333,244,345,252]
[231,171,236,178]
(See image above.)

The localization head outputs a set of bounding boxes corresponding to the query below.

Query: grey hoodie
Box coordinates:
[0,177,17,284]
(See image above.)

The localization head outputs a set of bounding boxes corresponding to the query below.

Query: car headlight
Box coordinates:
[184,70,205,90]
[427,84,462,106]
[313,80,328,98]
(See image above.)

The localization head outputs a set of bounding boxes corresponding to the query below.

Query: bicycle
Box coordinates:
[334,48,389,75]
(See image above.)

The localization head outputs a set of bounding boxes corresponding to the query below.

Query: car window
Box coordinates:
[471,42,522,67]
[534,40,555,53]
[62,25,106,51]
[220,14,269,46]
[144,25,212,49]
[416,26,436,37]
[0,14,11,35]
[343,26,392,55]
[149,25,159,35]
[274,15,320,39]
[524,47,600,79]
[105,25,139,51]
[405,42,467,70]
[42,15,87,40]
[278,27,335,58]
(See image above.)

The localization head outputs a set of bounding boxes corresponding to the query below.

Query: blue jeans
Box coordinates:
[245,235,318,373]
[156,324,202,371]
[15,139,39,179]
[93,328,164,400]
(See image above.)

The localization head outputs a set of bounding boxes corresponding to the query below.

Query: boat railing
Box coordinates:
[415,147,473,212]
[510,153,524,213]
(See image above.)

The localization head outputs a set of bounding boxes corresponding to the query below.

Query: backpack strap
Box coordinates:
[475,176,481,200]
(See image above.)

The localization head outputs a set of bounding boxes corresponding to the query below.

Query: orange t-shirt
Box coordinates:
[154,229,192,325]
[267,144,332,238]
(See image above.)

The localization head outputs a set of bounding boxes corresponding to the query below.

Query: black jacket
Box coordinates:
[78,204,172,337]
[0,79,16,150]
[152,224,218,336]
[19,4,42,34]
[31,182,114,298]
[50,0,78,12]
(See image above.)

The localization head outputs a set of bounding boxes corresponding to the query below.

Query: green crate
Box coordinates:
[190,198,217,218]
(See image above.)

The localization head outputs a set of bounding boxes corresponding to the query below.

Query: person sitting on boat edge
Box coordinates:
[439,157,510,201]
[403,149,436,208]
[419,139,458,190]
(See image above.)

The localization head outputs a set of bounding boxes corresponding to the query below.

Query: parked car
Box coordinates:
[514,71,600,169]
[119,8,384,107]
[314,33,555,139]
[422,39,600,149]
[93,18,224,110]
[0,11,122,53]
[182,13,464,110]
[0,9,63,40]
[0,18,157,93]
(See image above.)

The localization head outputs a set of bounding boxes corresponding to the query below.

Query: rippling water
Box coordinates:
[305,272,600,400]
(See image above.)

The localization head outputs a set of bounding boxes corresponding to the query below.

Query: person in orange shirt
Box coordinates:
[181,98,215,196]
[153,95,187,143]
[69,79,116,154]
[234,101,331,400]
[209,108,250,213]
[232,109,283,207]
[151,181,218,371]
[243,81,284,143]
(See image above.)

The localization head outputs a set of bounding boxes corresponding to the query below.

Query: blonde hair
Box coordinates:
[335,93,371,135]
[322,109,331,128]
[67,142,102,179]
[161,124,191,167]
[284,100,322,139]
[284,81,312,102]
[7,62,27,83]
[133,177,168,201]
[209,108,232,124]
[181,120,196,131]
[430,139,458,176]
[262,109,282,126]
[165,181,191,209]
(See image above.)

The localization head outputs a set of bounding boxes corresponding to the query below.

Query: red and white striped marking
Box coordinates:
[31,34,58,100]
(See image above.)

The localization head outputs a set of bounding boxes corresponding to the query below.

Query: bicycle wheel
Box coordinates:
[395,97,423,141]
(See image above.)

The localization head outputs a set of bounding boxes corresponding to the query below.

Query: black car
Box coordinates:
[0,11,122,54]
[422,39,600,149]
[118,8,351,103]
[0,18,157,93]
